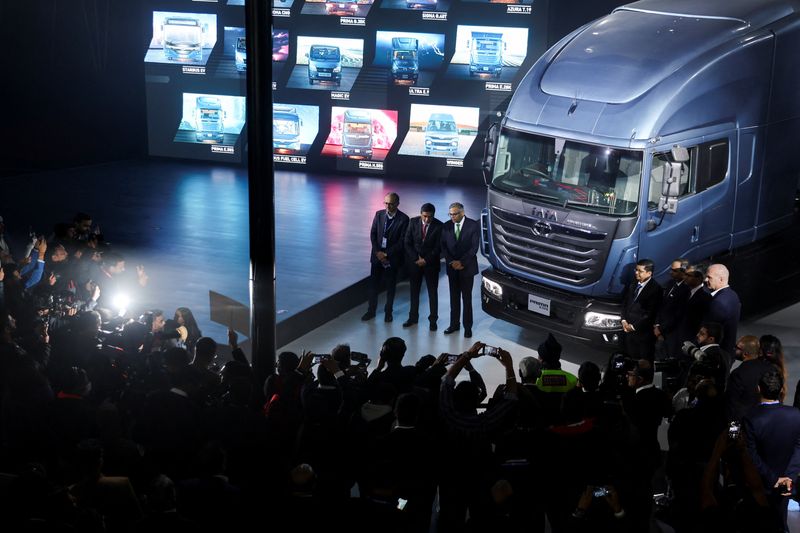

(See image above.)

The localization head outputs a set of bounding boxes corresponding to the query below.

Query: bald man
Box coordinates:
[703,264,741,357]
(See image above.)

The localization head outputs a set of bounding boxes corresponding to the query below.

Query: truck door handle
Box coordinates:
[691,225,700,243]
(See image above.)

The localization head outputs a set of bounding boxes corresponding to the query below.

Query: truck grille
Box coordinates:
[490,206,611,286]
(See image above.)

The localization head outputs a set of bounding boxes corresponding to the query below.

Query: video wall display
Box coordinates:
[398,104,479,159]
[288,36,364,92]
[373,31,445,87]
[143,0,549,172]
[301,0,376,18]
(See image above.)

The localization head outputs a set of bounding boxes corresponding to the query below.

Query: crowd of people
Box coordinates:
[1,210,799,533]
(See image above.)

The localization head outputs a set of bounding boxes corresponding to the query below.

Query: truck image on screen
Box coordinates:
[307,45,342,85]
[235,37,246,71]
[341,110,372,159]
[425,113,458,156]
[390,37,419,83]
[273,107,302,152]
[325,0,359,16]
[468,31,504,77]
[407,0,437,9]
[479,0,800,347]
[195,97,225,143]
[162,17,204,62]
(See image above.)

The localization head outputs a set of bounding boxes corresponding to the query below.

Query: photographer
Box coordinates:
[437,342,519,532]
[367,337,419,395]
[681,322,731,393]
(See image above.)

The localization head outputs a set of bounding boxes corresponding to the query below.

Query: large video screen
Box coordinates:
[398,104,480,159]
[145,12,218,66]
[144,0,550,174]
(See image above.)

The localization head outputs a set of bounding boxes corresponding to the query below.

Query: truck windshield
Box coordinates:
[491,128,643,216]
[164,24,201,46]
[310,47,340,61]
[428,120,456,132]
[274,119,299,136]
[393,51,416,61]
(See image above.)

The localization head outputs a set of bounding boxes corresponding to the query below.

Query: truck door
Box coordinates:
[696,137,734,257]
[638,148,702,277]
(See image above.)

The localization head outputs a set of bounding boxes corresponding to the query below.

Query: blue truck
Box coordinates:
[390,37,419,83]
[307,44,342,85]
[425,113,459,156]
[326,0,359,16]
[194,97,225,143]
[468,31,504,78]
[273,106,302,153]
[341,109,373,159]
[479,0,800,347]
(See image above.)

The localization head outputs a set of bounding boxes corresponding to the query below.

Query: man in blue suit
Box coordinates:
[704,263,741,357]
[743,368,800,532]
[441,202,479,338]
[362,192,409,323]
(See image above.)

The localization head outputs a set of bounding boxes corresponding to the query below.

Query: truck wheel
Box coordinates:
[309,78,314,85]
[425,150,430,155]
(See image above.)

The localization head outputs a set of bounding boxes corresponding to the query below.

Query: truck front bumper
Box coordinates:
[480,268,624,347]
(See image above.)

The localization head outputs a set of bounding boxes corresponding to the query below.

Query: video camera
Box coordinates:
[350,351,371,367]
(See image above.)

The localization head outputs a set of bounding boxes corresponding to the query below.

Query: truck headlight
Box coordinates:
[482,277,503,299]
[450,140,458,147]
[584,312,621,329]
[333,66,341,73]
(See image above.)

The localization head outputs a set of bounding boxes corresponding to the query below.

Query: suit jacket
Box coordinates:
[678,287,712,344]
[743,403,800,491]
[621,278,663,333]
[404,216,443,272]
[370,209,409,268]
[657,281,690,335]
[727,358,775,420]
[705,286,741,356]
[441,217,480,276]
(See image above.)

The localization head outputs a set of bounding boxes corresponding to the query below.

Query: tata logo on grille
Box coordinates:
[532,221,553,237]
[531,207,558,221]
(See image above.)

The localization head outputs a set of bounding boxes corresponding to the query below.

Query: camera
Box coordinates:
[480,345,500,358]
[681,341,703,360]
[592,486,610,498]
[728,421,741,441]
[312,353,329,364]
[350,351,371,367]
[446,353,460,364]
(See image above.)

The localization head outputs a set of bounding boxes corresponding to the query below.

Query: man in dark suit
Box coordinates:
[403,203,443,331]
[704,263,741,357]
[743,368,800,532]
[620,259,662,360]
[441,202,480,338]
[682,322,731,393]
[727,335,774,421]
[676,269,712,348]
[653,258,690,358]
[362,192,409,323]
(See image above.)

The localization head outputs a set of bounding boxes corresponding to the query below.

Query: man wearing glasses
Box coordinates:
[441,202,480,338]
[362,192,409,323]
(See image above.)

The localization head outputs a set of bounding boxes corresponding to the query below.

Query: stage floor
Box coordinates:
[0,159,487,341]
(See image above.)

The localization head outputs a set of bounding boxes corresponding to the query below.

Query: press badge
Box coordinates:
[381,237,387,248]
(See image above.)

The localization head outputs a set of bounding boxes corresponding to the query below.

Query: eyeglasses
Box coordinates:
[448,212,462,217]
[384,202,397,206]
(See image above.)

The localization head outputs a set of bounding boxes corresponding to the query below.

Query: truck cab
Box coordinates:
[162,17,204,62]
[273,106,302,153]
[424,113,459,155]
[390,37,419,83]
[468,31,504,77]
[307,45,342,85]
[195,97,225,143]
[480,0,800,346]
[235,37,247,71]
[341,109,373,159]
[406,0,437,9]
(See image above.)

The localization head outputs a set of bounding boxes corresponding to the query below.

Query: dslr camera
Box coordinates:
[350,351,371,367]
[681,341,703,360]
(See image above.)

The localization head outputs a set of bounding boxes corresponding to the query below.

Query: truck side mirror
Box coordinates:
[671,145,689,162]
[481,122,499,185]
[657,162,683,214]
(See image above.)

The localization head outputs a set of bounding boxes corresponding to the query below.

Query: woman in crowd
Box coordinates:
[174,306,202,354]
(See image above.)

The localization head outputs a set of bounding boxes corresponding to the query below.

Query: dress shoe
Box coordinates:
[464,329,472,339]
[443,326,460,335]
[402,319,417,328]
[429,323,437,331]
[361,311,375,321]
[384,313,393,323]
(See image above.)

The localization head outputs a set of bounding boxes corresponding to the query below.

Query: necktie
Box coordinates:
[634,283,643,300]
[455,222,461,240]
[422,223,428,240]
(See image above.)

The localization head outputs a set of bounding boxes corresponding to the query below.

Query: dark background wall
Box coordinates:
[0,0,623,178]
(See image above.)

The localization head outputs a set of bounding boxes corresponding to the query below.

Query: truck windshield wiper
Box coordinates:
[513,188,560,202]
